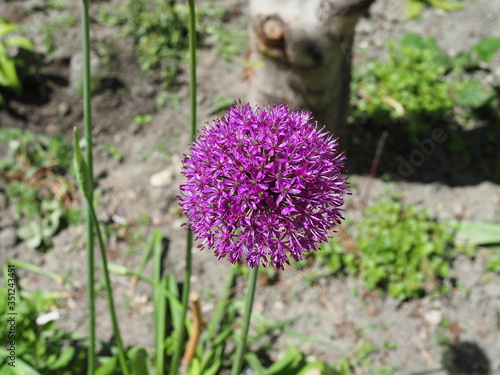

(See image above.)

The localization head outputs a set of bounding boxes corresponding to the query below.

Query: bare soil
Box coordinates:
[1,0,499,374]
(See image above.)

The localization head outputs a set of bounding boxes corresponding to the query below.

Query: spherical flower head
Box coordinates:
[179,102,349,270]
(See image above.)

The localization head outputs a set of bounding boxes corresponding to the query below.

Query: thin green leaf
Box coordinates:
[245,352,265,375]
[106,263,131,275]
[197,348,215,373]
[455,221,500,247]
[133,229,161,285]
[201,264,237,352]
[5,258,64,284]
[155,277,168,375]
[187,358,200,375]
[152,229,164,375]
[167,274,182,332]
[48,347,75,370]
[8,358,41,375]
[428,0,463,11]
[297,362,335,375]
[0,20,19,37]
[202,358,223,375]
[73,127,92,199]
[264,347,304,375]
[4,36,34,51]
[405,0,425,18]
[211,325,233,347]
[0,53,21,92]
[95,357,118,375]
[129,346,151,375]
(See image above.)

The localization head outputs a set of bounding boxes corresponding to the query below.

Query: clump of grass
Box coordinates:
[0,128,80,250]
[125,0,246,88]
[315,192,461,300]
[352,33,500,136]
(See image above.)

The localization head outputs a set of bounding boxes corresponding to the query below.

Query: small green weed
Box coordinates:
[124,0,244,88]
[0,128,80,250]
[103,219,151,254]
[0,286,87,374]
[46,0,65,10]
[205,13,249,61]
[455,220,500,273]
[134,113,154,126]
[211,94,236,115]
[96,3,128,27]
[315,192,460,300]
[98,143,123,162]
[352,33,500,137]
[486,254,500,273]
[0,17,35,105]
[332,339,399,374]
[405,0,467,19]
[156,91,180,109]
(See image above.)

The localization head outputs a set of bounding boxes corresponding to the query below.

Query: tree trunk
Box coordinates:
[248,0,376,138]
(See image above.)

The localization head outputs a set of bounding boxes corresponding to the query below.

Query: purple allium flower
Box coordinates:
[179,102,349,270]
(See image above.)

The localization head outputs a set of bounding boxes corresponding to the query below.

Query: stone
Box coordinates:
[149,168,174,187]
[484,282,500,298]
[0,227,18,249]
[424,309,443,327]
[58,102,70,116]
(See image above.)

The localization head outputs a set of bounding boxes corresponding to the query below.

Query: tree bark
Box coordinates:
[248,0,376,138]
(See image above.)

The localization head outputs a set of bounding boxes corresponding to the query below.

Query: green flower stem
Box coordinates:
[80,1,95,373]
[169,230,193,375]
[87,203,130,375]
[169,0,197,374]
[153,230,166,375]
[188,0,197,141]
[231,267,259,375]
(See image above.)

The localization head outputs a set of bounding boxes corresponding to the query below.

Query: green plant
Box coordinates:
[0,128,80,249]
[352,33,500,137]
[330,339,399,375]
[124,0,242,88]
[405,0,467,19]
[0,286,87,374]
[155,91,180,109]
[134,114,154,126]
[246,347,345,375]
[204,14,248,61]
[96,3,128,27]
[47,0,66,10]
[211,94,236,115]
[124,0,190,87]
[0,17,34,105]
[98,142,123,162]
[455,220,500,273]
[352,33,453,135]
[316,192,460,299]
[104,255,352,375]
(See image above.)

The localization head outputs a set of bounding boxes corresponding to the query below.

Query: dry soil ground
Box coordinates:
[1,0,500,374]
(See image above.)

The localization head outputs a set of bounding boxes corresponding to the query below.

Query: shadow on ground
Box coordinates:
[346,98,500,186]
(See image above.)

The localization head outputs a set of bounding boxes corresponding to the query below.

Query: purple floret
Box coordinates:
[179,102,349,270]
